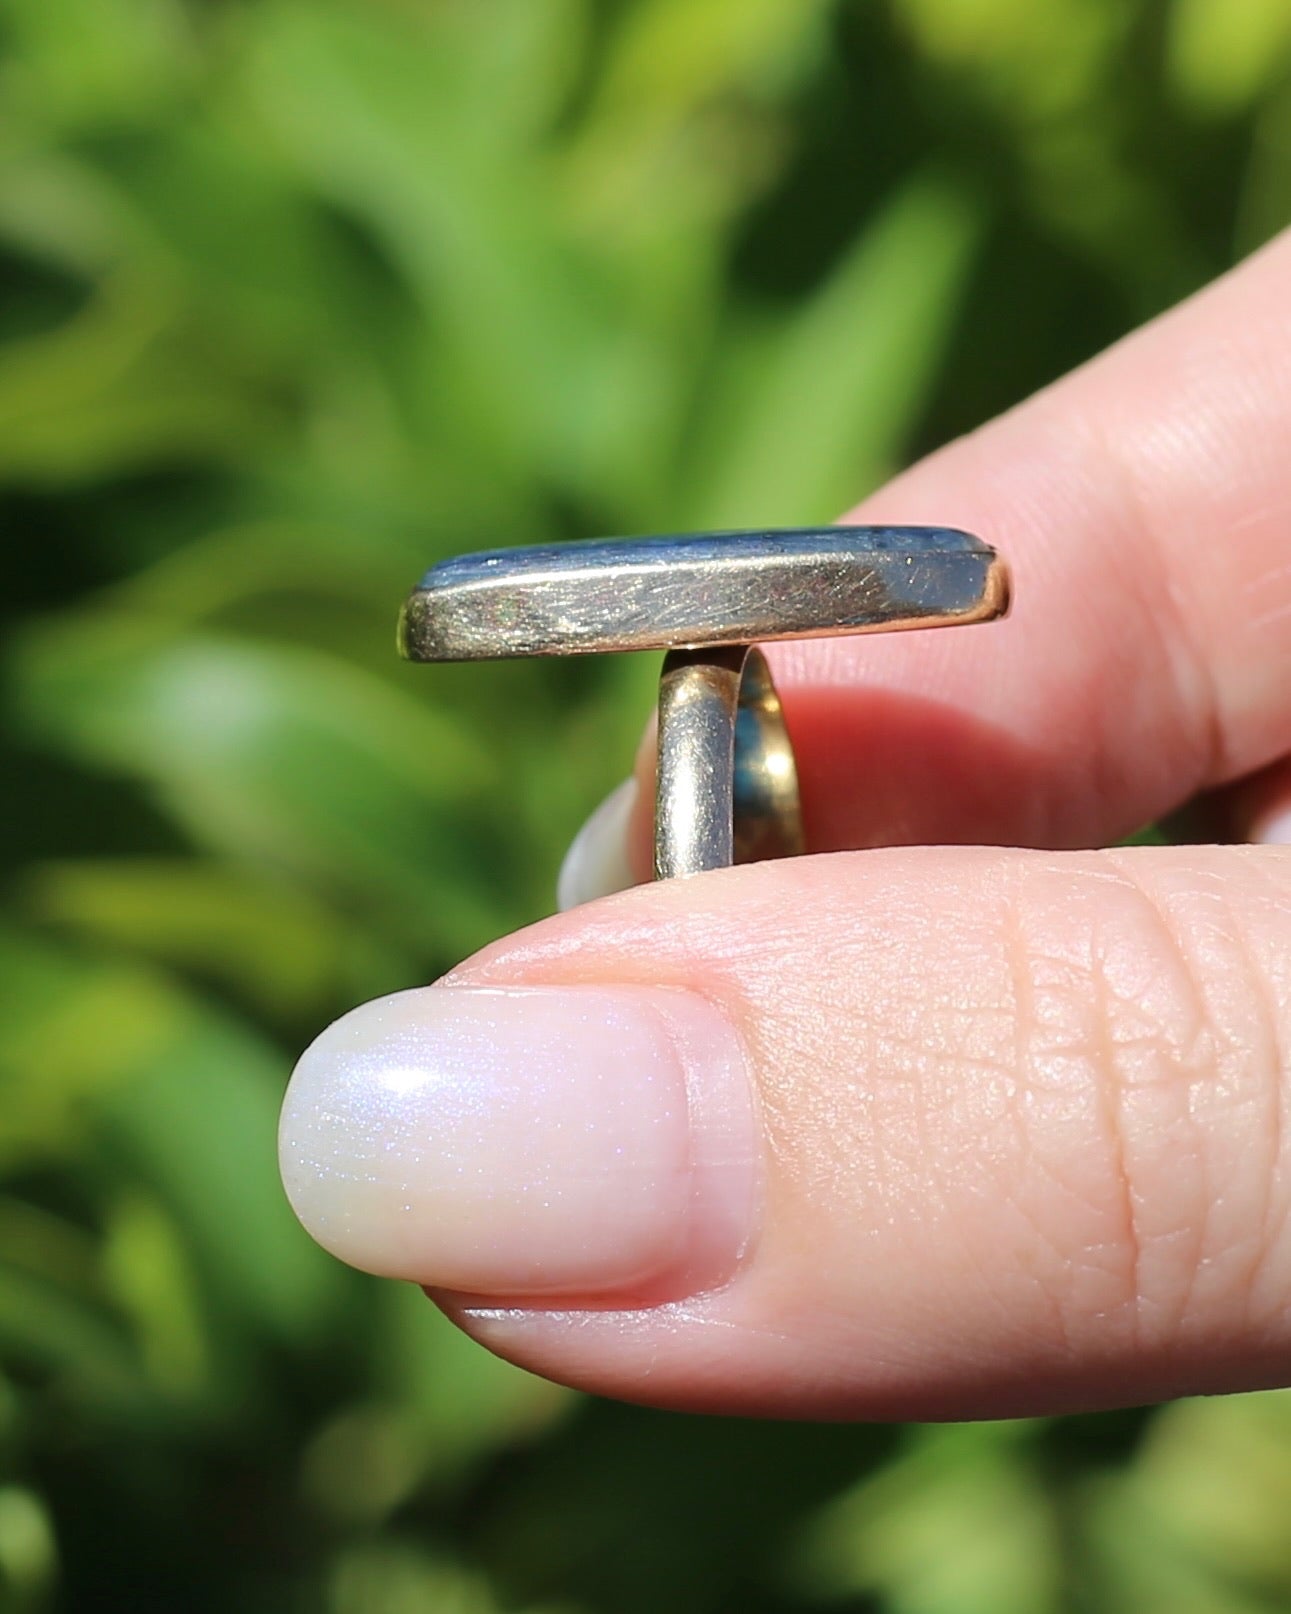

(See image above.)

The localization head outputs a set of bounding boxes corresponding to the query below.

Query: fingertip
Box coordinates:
[278,980,759,1301]
[1224,757,1291,844]
[1253,808,1291,845]
[556,779,638,909]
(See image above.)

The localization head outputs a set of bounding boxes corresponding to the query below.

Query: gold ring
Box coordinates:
[399,528,1010,882]
[655,645,803,879]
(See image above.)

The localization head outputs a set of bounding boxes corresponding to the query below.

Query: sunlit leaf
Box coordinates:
[0,927,184,1163]
[0,928,336,1344]
[686,175,982,525]
[0,276,275,484]
[371,1283,571,1478]
[95,997,340,1344]
[24,858,353,1018]
[100,1191,209,1397]
[0,1264,154,1415]
[593,0,831,115]
[0,1486,57,1609]
[13,619,493,908]
[0,0,194,130]
[793,1424,1060,1614]
[1168,0,1291,114]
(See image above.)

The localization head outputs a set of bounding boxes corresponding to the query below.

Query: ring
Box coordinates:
[399,527,1010,881]
[655,644,803,879]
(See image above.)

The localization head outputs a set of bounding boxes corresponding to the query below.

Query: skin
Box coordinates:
[286,227,1291,1420]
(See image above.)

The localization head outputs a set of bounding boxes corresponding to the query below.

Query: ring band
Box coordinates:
[399,527,1010,882]
[655,645,803,880]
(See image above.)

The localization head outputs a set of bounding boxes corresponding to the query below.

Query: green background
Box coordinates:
[2,0,1291,1608]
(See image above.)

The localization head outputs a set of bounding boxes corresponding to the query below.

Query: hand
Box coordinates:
[279,231,1291,1420]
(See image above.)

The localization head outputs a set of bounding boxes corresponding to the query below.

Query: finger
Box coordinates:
[1229,757,1291,845]
[280,843,1291,1419]
[554,230,1291,884]
[797,227,1291,849]
[556,779,637,910]
[564,234,1291,905]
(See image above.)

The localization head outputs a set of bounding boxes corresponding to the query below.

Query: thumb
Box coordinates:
[279,844,1291,1420]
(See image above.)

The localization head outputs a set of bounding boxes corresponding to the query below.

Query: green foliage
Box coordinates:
[0,0,1288,1607]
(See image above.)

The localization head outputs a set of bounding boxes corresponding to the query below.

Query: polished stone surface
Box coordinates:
[399,526,1010,660]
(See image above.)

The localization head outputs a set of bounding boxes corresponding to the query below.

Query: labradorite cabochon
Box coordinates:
[399,526,1010,661]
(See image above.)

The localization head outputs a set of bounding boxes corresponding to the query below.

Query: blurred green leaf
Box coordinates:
[1105,1393,1291,1593]
[0,1486,58,1611]
[592,0,831,116]
[0,1264,155,1416]
[0,0,194,132]
[1168,0,1291,114]
[688,176,982,524]
[13,618,492,910]
[325,1541,572,1614]
[0,273,280,484]
[793,1425,1060,1614]
[96,996,340,1345]
[100,1191,208,1398]
[371,1283,571,1480]
[24,858,353,1018]
[0,153,127,282]
[0,927,336,1347]
[0,927,184,1163]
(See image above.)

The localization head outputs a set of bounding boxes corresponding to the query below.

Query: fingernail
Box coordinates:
[279,984,758,1300]
[1253,807,1291,844]
[557,779,638,910]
